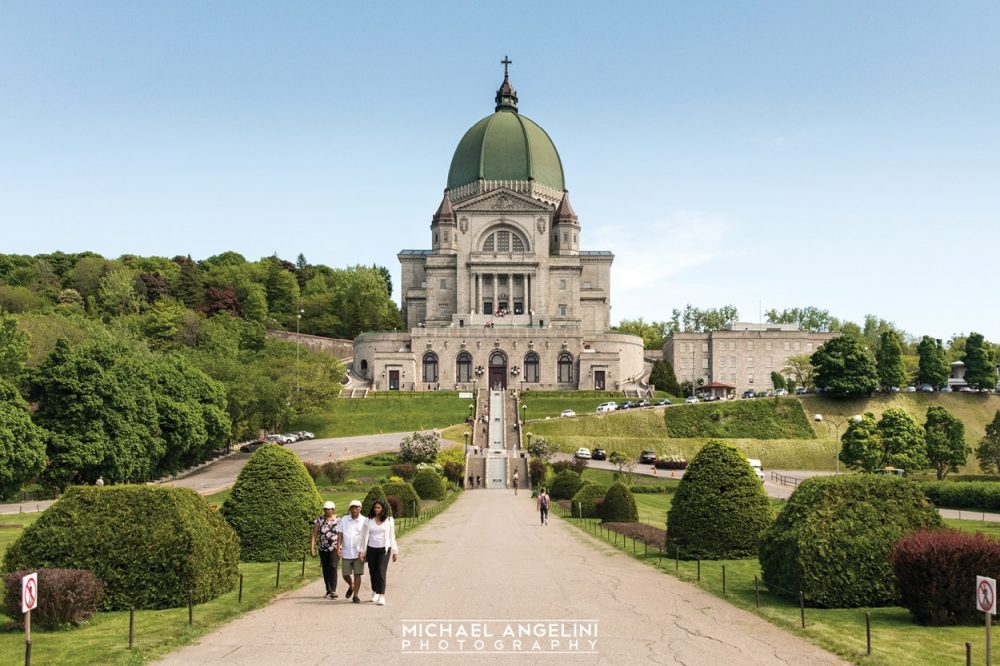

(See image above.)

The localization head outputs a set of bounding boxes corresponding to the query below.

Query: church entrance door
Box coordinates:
[594,371,605,391]
[488,352,507,390]
[389,370,400,391]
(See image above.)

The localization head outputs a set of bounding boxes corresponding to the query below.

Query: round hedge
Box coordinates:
[221,445,322,562]
[3,485,238,610]
[759,475,943,608]
[382,481,421,516]
[666,441,772,560]
[571,483,606,518]
[549,470,584,501]
[412,468,446,500]
[601,482,638,522]
[361,485,393,517]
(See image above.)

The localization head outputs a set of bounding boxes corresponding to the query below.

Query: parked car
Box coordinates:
[905,385,917,392]
[591,448,607,461]
[655,398,672,406]
[960,386,976,393]
[266,434,291,445]
[774,389,788,396]
[296,431,315,440]
[596,401,617,413]
[639,450,657,464]
[919,384,935,392]
[794,387,808,395]
[240,440,267,453]
[635,399,650,408]
[685,396,699,404]
[741,390,756,399]
[560,409,576,418]
[574,447,592,460]
[618,401,635,410]
[874,467,906,477]
[887,386,901,394]
[284,433,301,443]
[939,386,953,393]
[747,458,766,482]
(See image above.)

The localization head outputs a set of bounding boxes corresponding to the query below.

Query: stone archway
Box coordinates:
[488,351,507,390]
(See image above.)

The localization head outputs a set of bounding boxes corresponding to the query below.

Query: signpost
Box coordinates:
[22,572,37,665]
[977,575,997,666]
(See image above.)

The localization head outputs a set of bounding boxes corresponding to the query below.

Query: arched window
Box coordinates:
[482,229,528,254]
[524,352,539,383]
[456,352,472,383]
[557,352,574,383]
[422,352,438,384]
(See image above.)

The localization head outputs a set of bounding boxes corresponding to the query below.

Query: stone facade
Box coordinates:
[663,323,836,392]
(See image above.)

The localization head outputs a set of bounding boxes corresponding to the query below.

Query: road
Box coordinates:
[158,490,848,666]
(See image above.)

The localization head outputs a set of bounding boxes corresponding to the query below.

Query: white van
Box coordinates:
[747,458,766,482]
[596,401,618,413]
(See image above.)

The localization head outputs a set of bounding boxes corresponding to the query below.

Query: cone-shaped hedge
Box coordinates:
[382,481,420,517]
[221,445,322,562]
[361,485,393,517]
[601,482,638,522]
[3,485,238,610]
[666,441,772,560]
[759,474,943,608]
[549,469,584,500]
[571,483,606,518]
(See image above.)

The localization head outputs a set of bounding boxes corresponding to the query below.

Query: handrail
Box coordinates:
[770,471,801,488]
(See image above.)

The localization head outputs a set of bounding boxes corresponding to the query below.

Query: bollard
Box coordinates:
[722,565,726,595]
[129,606,135,649]
[25,639,31,666]
[966,641,972,666]
[238,574,244,604]
[276,560,281,588]
[632,537,636,553]
[799,590,805,628]
[302,552,306,577]
[644,541,647,558]
[188,590,193,625]
[865,611,871,655]
[675,551,679,572]
[754,577,760,608]
[697,559,701,582]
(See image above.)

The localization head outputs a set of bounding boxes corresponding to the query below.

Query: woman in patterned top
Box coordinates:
[311,500,341,598]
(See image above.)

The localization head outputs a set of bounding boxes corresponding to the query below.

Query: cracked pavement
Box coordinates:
[158,491,846,665]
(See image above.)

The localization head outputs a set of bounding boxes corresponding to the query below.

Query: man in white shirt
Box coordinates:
[336,500,367,603]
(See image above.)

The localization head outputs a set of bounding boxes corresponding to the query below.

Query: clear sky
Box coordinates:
[2,2,998,341]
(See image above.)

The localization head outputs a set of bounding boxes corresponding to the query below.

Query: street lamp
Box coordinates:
[468,403,474,421]
[463,430,470,452]
[295,308,304,398]
[526,432,533,449]
[520,403,526,425]
[814,414,862,475]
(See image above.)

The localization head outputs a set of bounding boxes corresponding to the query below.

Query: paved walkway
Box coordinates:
[159,491,847,665]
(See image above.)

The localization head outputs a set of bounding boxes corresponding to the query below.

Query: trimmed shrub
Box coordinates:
[412,469,446,501]
[759,475,943,608]
[361,485,393,517]
[528,458,548,487]
[3,568,103,627]
[320,461,350,485]
[666,441,772,560]
[221,445,323,562]
[302,462,321,481]
[4,485,238,610]
[921,481,1000,511]
[366,453,398,466]
[382,481,420,516]
[442,461,464,485]
[571,483,606,518]
[601,482,638,523]
[385,496,403,517]
[892,529,1000,625]
[549,470,584,501]
[391,463,417,480]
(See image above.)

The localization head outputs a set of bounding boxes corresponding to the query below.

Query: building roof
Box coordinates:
[702,382,735,389]
[446,75,565,192]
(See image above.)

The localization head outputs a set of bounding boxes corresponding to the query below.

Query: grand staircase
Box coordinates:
[463,388,528,491]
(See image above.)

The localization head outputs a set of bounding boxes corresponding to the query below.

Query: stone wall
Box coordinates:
[267,331,354,359]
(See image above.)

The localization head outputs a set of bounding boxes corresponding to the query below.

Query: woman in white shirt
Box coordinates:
[359,500,398,606]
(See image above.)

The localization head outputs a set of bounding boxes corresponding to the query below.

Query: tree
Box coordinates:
[875,330,907,390]
[527,436,554,461]
[0,310,29,381]
[614,318,676,349]
[917,336,949,387]
[372,264,393,298]
[670,304,739,332]
[0,379,47,499]
[924,406,968,480]
[783,354,814,389]
[96,268,141,317]
[649,359,682,395]
[963,332,998,391]
[608,450,636,486]
[840,408,927,473]
[397,431,441,464]
[770,371,786,390]
[810,334,878,397]
[839,413,880,472]
[765,306,837,332]
[976,411,1000,473]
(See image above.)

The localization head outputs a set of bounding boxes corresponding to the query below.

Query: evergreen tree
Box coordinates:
[875,330,907,390]
[840,409,927,473]
[811,334,879,397]
[172,255,204,309]
[924,406,968,480]
[975,411,1000,473]
[770,371,786,390]
[917,336,949,387]
[649,359,682,395]
[963,332,998,390]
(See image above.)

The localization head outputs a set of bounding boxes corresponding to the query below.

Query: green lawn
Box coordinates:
[290,392,471,438]
[519,391,674,420]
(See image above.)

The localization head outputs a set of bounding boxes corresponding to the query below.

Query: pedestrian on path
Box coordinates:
[359,500,398,606]
[537,488,550,525]
[310,501,340,598]
[336,499,367,603]
[512,470,519,495]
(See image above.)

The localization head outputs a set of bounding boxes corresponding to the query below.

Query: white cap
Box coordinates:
[322,501,335,509]
[349,500,362,508]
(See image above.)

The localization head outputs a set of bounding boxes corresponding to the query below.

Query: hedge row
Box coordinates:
[921,481,1000,511]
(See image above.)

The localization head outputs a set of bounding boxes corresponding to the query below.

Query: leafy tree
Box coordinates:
[141,299,185,347]
[810,334,878,397]
[69,256,109,299]
[202,286,242,317]
[397,431,441,464]
[783,354,814,389]
[838,413,880,472]
[608,450,636,486]
[96,268,141,317]
[372,264,393,298]
[976,411,1000,473]
[963,332,998,391]
[875,330,907,390]
[765,306,837,332]
[669,304,739,332]
[769,371,786,390]
[614,318,676,349]
[0,379,47,499]
[924,406,967,480]
[0,311,29,381]
[840,409,927,473]
[917,336,949,387]
[527,435,554,461]
[649,359,681,395]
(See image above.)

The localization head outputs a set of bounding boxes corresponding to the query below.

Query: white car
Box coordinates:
[560,409,577,418]
[747,458,766,482]
[773,389,788,396]
[685,396,699,404]
[596,402,617,413]
[575,447,592,459]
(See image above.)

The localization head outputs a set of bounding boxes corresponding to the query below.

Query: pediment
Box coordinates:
[454,189,554,214]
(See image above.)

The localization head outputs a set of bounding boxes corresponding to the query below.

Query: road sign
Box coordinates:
[977,575,996,614]
[21,573,37,614]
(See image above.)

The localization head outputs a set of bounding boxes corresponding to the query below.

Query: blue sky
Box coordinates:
[2,2,998,341]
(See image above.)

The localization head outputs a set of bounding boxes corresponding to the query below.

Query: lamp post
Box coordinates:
[814,414,862,474]
[468,403,474,421]
[464,430,470,453]
[295,308,304,399]
[526,432,533,450]
[521,403,526,425]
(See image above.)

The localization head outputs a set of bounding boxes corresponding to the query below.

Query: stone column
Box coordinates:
[492,274,498,314]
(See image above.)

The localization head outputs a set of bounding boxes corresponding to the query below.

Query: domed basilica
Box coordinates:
[353,61,645,392]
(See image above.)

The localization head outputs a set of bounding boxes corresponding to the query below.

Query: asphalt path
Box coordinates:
[158,490,848,666]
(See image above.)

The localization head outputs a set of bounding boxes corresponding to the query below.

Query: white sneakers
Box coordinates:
[377,594,386,606]
[371,591,378,602]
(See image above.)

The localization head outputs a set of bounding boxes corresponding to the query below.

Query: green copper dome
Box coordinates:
[446,78,565,192]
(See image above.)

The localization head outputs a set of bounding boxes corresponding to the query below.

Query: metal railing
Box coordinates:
[770,471,802,488]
